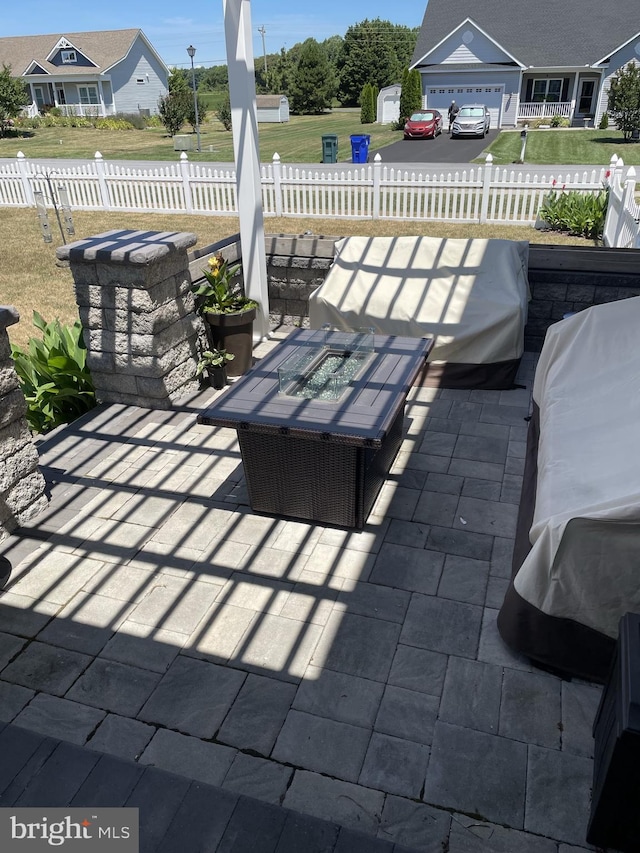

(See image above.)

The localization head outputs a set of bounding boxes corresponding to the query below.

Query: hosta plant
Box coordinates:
[10,312,96,434]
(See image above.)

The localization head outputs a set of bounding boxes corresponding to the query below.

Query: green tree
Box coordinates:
[360,83,375,123]
[186,96,208,132]
[157,91,190,136]
[168,67,191,94]
[289,39,335,114]
[0,64,27,136]
[607,62,640,140]
[200,66,229,91]
[216,96,232,131]
[396,68,422,128]
[267,48,291,95]
[337,19,417,106]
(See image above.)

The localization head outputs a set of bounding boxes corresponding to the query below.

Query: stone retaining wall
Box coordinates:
[58,230,203,409]
[0,307,48,542]
[191,235,640,352]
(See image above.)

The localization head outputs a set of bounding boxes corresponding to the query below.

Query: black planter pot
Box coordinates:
[204,307,256,377]
[0,556,11,590]
[206,365,228,390]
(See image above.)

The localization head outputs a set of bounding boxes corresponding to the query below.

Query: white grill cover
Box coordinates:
[515,296,640,637]
[308,236,530,364]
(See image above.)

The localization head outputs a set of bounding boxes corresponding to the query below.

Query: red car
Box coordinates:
[403,110,443,139]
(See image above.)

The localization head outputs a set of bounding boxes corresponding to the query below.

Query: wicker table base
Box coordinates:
[238,405,404,528]
[198,331,432,528]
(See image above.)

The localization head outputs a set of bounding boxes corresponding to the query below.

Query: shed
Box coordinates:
[256,94,289,123]
[377,84,401,124]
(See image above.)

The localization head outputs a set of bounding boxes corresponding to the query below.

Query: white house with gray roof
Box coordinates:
[0,29,169,118]
[411,0,640,128]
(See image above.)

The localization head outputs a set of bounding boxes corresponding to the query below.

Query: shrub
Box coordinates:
[113,111,147,130]
[539,188,609,240]
[10,312,96,434]
[144,114,163,128]
[95,117,135,130]
[360,83,375,124]
[158,91,190,136]
[599,112,609,130]
[549,114,570,128]
[217,97,232,131]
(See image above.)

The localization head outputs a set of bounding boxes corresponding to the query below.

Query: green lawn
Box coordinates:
[5,113,640,167]
[0,111,400,164]
[485,128,640,166]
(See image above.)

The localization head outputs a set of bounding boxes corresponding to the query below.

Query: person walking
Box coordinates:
[448,100,459,133]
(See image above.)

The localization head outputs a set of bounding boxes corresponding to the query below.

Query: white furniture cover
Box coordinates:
[514,295,640,638]
[308,236,530,366]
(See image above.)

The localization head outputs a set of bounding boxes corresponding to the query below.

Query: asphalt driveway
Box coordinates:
[369,129,500,164]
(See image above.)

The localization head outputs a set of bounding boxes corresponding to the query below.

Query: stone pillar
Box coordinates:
[57,230,202,409]
[0,306,49,543]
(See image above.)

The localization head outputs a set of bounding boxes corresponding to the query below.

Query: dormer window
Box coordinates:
[61,50,77,63]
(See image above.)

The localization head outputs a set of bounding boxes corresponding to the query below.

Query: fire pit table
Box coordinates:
[198,328,433,528]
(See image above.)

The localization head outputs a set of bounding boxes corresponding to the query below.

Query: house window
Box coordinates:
[61,50,76,63]
[579,80,595,114]
[55,87,66,105]
[78,85,99,105]
[532,79,562,103]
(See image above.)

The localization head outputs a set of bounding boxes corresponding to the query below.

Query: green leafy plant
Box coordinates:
[539,186,609,240]
[196,348,235,375]
[549,114,570,128]
[192,252,257,315]
[95,118,135,130]
[10,312,96,434]
[599,112,609,130]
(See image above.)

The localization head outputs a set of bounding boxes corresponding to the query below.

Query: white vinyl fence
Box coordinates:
[0,149,625,233]
[602,156,640,248]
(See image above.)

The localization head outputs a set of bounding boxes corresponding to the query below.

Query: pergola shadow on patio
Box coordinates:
[0,336,600,852]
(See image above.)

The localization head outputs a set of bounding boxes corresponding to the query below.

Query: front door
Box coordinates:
[33,85,45,111]
[578,80,596,115]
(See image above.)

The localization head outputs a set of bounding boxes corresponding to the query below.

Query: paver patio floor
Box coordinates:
[0,338,602,852]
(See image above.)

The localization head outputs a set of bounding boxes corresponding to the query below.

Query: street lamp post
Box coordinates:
[186,44,201,152]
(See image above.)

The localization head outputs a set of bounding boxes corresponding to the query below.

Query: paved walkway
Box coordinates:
[0,340,601,852]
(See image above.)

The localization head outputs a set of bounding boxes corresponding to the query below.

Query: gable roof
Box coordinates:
[256,95,287,108]
[412,0,640,68]
[0,29,166,77]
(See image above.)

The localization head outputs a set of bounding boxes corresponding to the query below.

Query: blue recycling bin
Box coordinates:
[350,134,371,164]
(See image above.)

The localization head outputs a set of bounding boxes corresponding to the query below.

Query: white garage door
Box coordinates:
[426,85,503,127]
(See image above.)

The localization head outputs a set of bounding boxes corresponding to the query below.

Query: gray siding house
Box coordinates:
[0,29,169,117]
[411,0,640,128]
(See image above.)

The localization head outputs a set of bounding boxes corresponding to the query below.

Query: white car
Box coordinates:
[451,104,491,138]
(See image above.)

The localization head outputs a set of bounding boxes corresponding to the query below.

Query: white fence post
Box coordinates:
[94,152,111,210]
[16,152,34,206]
[272,153,283,217]
[480,153,493,224]
[372,153,382,219]
[614,165,637,248]
[179,152,193,213]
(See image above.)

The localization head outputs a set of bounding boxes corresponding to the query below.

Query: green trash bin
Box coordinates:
[322,134,338,164]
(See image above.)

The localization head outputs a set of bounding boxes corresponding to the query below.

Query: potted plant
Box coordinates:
[192,252,258,377]
[196,348,235,390]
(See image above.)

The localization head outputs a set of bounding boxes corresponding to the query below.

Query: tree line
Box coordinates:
[170,18,419,117]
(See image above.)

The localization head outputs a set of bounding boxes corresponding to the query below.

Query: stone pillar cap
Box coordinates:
[56,230,198,265]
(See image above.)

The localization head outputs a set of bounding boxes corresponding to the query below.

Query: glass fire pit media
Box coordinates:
[278,326,375,401]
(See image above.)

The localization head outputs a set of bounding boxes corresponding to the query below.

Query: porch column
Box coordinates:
[569,74,580,121]
[223,0,270,341]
